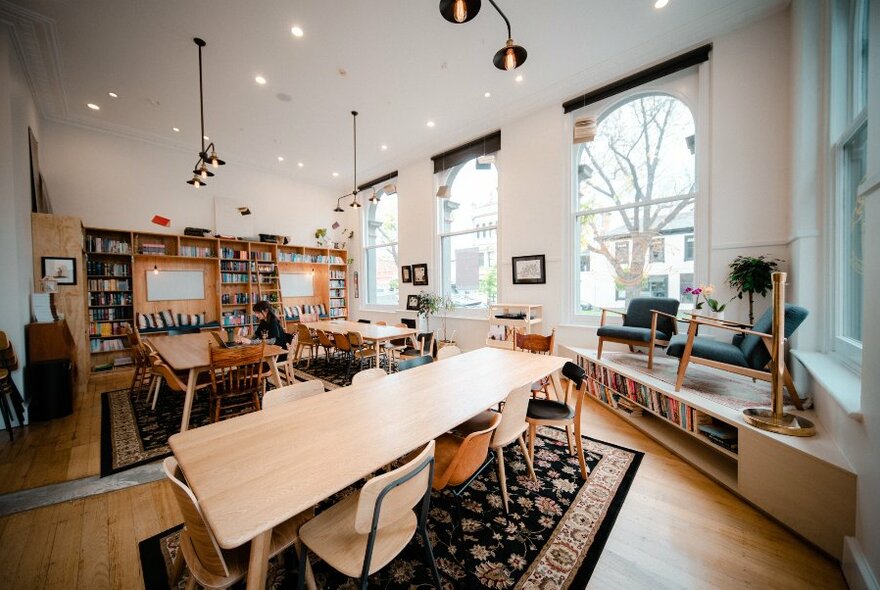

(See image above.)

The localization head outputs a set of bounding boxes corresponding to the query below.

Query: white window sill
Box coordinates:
[359,306,399,314]
[791,350,862,422]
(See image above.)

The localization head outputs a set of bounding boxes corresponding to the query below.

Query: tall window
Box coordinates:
[438,156,498,308]
[363,187,398,306]
[573,93,696,316]
[831,0,868,367]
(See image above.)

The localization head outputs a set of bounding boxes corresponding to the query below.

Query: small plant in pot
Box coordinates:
[436,295,456,345]
[416,291,442,332]
[727,255,782,324]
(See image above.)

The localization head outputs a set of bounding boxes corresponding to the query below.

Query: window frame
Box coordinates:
[361,185,400,309]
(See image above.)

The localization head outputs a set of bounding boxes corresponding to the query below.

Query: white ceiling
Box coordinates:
[7,0,787,192]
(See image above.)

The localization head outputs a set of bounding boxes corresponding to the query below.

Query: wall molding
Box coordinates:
[711,238,792,251]
[843,536,880,590]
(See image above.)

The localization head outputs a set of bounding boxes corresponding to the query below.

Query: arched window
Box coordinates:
[363,187,398,305]
[437,156,498,307]
[573,92,696,315]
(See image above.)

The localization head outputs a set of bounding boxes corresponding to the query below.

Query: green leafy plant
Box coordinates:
[727,255,782,323]
[314,228,327,246]
[416,291,453,334]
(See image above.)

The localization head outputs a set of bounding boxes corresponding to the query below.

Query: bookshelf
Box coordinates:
[485,303,542,349]
[328,248,348,319]
[84,228,133,364]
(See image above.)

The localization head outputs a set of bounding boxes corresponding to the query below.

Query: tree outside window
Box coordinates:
[364,188,399,305]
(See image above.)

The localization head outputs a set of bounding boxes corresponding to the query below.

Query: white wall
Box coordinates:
[0,27,39,404]
[354,10,794,354]
[41,121,339,243]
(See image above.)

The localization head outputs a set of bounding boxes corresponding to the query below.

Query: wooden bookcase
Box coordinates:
[84,228,134,368]
[485,303,542,349]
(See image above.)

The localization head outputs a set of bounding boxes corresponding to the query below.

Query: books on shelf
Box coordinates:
[86,235,131,254]
[139,242,167,255]
[179,245,214,257]
[90,337,126,353]
[86,260,129,276]
[88,278,131,291]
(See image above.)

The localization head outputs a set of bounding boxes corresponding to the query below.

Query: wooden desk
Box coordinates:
[169,347,567,589]
[305,319,417,371]
[147,332,286,433]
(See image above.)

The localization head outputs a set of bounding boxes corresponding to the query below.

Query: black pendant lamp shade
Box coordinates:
[493,38,527,71]
[187,37,226,188]
[439,0,481,23]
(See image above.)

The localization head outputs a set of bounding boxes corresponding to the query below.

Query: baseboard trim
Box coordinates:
[843,537,880,590]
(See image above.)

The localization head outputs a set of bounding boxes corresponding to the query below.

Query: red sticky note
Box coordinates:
[152,215,171,227]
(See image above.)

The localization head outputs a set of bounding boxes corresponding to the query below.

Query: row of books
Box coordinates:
[329,270,346,279]
[87,235,131,254]
[329,299,346,309]
[89,292,132,306]
[329,307,347,318]
[329,280,345,289]
[221,311,252,326]
[89,308,130,321]
[250,251,274,261]
[278,253,343,264]
[221,248,248,260]
[86,260,129,276]
[90,337,127,352]
[253,292,279,303]
[138,242,168,255]
[221,273,249,284]
[179,245,215,257]
[88,278,131,291]
[221,293,250,305]
[220,260,249,272]
[254,263,276,273]
[89,321,130,336]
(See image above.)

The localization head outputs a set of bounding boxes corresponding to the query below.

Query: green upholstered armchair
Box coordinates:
[665,304,809,409]
[596,297,681,369]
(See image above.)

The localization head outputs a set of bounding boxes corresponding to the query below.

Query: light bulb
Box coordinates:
[199,166,208,179]
[453,0,467,22]
[504,46,516,71]
[194,178,201,188]
[211,157,219,169]
[153,265,159,275]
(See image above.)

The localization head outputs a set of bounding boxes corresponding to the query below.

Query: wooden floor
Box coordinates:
[0,372,846,589]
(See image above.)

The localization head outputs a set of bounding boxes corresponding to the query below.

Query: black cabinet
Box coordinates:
[25,360,73,421]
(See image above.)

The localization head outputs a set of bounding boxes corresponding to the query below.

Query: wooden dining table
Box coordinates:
[304,319,417,371]
[169,346,568,589]
[147,331,287,433]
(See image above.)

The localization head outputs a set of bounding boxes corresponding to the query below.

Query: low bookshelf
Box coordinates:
[563,346,856,559]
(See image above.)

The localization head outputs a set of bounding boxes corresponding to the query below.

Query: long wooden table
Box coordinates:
[304,319,417,371]
[169,347,568,589]
[147,332,287,433]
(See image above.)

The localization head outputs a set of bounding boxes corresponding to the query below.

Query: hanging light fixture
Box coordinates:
[488,1,527,71]
[439,0,481,23]
[186,38,226,188]
[368,189,379,203]
[333,196,346,213]
[332,111,363,211]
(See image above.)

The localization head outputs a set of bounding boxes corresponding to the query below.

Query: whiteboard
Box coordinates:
[146,270,205,301]
[280,273,314,297]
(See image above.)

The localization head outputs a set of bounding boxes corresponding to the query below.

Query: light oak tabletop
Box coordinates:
[148,331,286,371]
[169,346,567,549]
[304,320,416,341]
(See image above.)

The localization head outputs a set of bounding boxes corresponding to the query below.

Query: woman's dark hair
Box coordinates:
[252,300,276,319]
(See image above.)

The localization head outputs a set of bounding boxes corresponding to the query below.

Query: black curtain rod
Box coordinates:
[431,130,501,164]
[562,44,712,114]
[357,170,399,193]
[431,130,501,174]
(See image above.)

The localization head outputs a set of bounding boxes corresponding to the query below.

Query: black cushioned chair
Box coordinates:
[596,297,680,368]
[397,355,433,372]
[665,304,809,409]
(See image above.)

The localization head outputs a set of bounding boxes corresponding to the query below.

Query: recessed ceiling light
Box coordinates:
[87,103,100,110]
[172,127,180,132]
[291,25,304,37]
[654,0,669,7]
[255,75,267,85]
[381,144,388,151]
[203,135,209,141]
[426,120,435,128]
[332,172,339,177]
[515,74,523,83]
[484,92,491,98]
[297,162,304,167]
[277,156,284,162]
[108,92,118,98]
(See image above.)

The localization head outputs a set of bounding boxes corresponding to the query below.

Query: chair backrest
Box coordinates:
[316,329,334,348]
[333,331,352,352]
[493,385,531,446]
[168,326,201,336]
[0,332,18,372]
[262,379,324,408]
[163,456,230,577]
[296,323,315,344]
[397,355,433,371]
[209,343,265,394]
[436,345,462,360]
[434,413,501,489]
[357,319,371,324]
[624,298,680,335]
[560,361,588,413]
[514,329,555,355]
[348,331,365,347]
[389,324,409,346]
[400,318,417,329]
[351,367,387,386]
[414,332,434,354]
[355,440,435,534]
[739,304,809,370]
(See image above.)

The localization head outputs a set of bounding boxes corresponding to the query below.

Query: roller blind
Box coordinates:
[431,130,501,173]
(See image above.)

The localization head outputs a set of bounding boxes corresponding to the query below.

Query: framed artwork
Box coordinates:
[412,263,428,286]
[512,255,546,284]
[401,265,412,283]
[41,256,77,285]
[406,294,420,311]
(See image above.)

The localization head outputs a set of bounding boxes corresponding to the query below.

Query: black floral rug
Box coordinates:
[139,427,643,589]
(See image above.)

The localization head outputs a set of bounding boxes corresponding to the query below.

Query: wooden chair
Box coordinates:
[315,330,336,363]
[382,323,410,370]
[525,361,589,480]
[514,329,556,398]
[149,359,213,411]
[436,344,462,360]
[263,380,324,409]
[665,304,809,409]
[351,367,387,386]
[398,332,434,362]
[396,355,433,372]
[347,332,374,374]
[296,441,441,590]
[208,344,265,422]
[293,324,318,368]
[163,457,316,590]
[454,385,536,512]
[596,297,680,369]
[0,332,24,441]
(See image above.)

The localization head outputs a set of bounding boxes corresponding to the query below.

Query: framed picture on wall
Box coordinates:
[512,255,546,284]
[401,265,412,283]
[406,294,420,311]
[41,256,77,285]
[412,263,428,286]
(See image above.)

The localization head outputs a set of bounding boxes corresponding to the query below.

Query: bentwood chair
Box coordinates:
[294,324,319,368]
[525,361,589,480]
[315,329,336,363]
[262,379,324,409]
[436,345,462,360]
[396,355,433,372]
[351,367,387,386]
[208,343,265,422]
[398,333,435,363]
[596,297,680,369]
[515,329,557,398]
[0,332,25,441]
[296,441,442,590]
[454,385,536,513]
[347,331,374,371]
[163,457,316,590]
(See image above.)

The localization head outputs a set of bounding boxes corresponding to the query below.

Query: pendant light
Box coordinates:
[439,0,481,23]
[186,38,226,188]
[488,0,527,71]
[332,111,363,211]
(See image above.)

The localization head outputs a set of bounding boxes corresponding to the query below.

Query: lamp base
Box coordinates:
[742,408,816,437]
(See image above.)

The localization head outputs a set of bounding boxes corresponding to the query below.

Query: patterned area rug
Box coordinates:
[139,427,642,589]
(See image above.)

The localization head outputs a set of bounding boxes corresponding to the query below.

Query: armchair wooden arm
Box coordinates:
[687,317,772,340]
[598,307,626,327]
[688,312,753,328]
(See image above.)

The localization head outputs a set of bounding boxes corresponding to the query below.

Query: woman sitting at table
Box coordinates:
[239,301,288,355]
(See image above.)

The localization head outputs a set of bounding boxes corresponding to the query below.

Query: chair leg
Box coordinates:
[0,392,13,442]
[296,543,307,590]
[418,523,444,589]
[151,376,164,410]
[528,422,537,464]
[596,338,604,359]
[169,546,185,586]
[573,404,589,480]
[496,447,509,513]
[564,425,575,455]
[184,572,197,590]
[517,434,537,481]
[647,343,656,370]
[675,323,698,391]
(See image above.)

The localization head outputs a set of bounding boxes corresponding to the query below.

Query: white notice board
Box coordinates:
[280,273,314,297]
[146,270,205,301]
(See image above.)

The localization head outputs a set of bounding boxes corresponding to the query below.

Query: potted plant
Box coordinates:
[314,228,327,247]
[683,284,733,319]
[436,295,456,347]
[727,255,781,324]
[416,290,442,332]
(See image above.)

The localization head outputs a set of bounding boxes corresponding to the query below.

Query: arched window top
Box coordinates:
[439,156,498,234]
[576,93,695,212]
[366,188,398,247]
